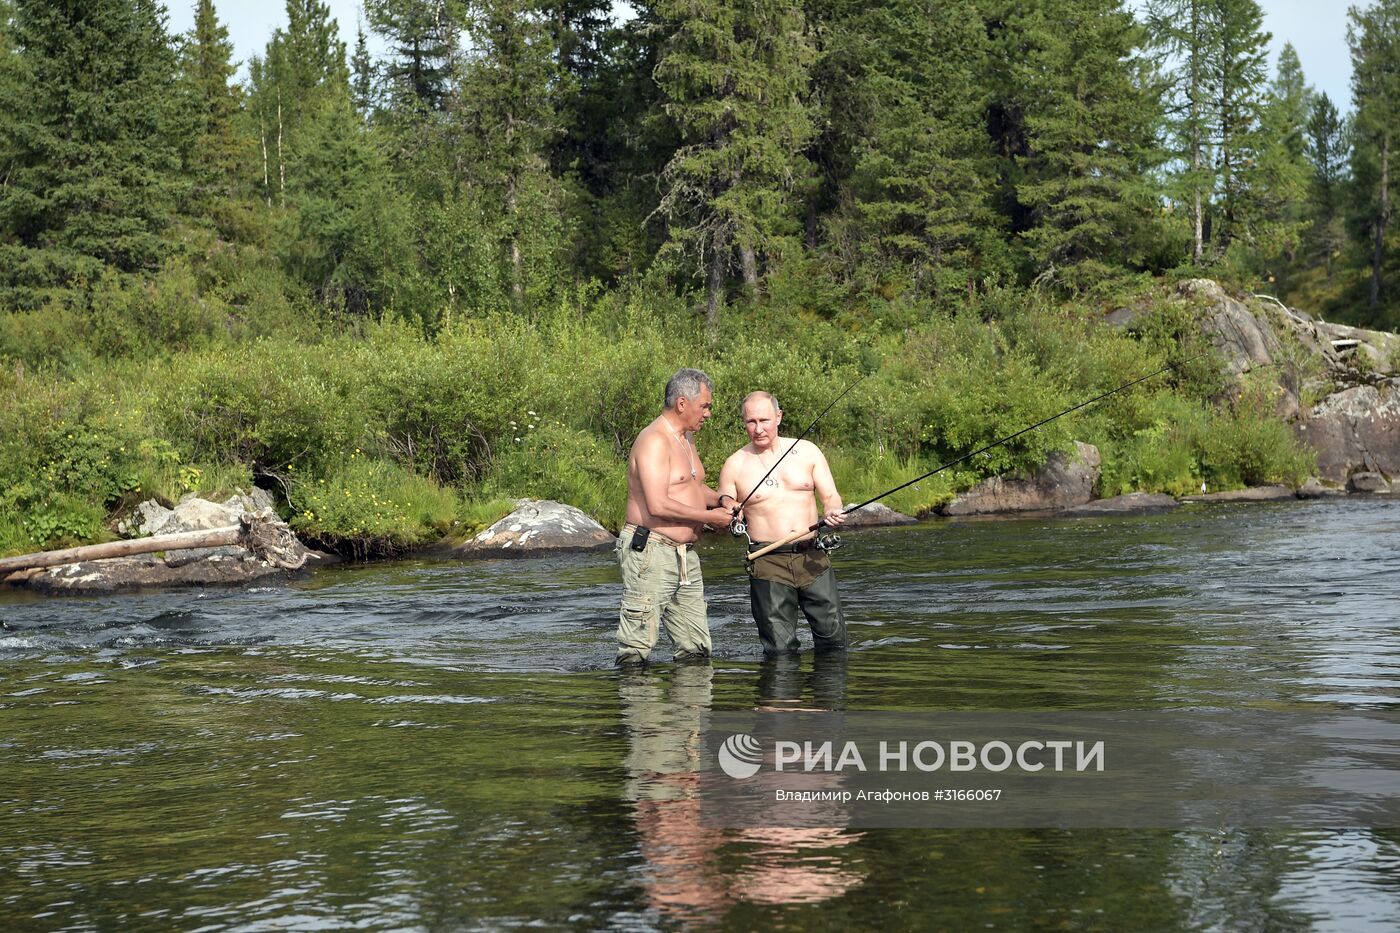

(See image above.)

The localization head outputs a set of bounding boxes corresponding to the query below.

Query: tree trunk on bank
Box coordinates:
[740,240,759,295]
[1371,133,1390,311]
[706,228,726,335]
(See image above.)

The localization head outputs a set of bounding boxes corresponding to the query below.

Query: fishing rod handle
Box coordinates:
[744,521,823,561]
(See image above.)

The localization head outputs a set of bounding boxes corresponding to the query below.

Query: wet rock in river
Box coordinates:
[840,503,918,526]
[1064,492,1180,515]
[1181,485,1297,503]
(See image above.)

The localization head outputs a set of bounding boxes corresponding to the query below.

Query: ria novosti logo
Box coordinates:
[718,733,763,779]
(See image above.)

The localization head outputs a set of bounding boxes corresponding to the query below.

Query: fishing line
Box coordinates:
[745,353,1203,560]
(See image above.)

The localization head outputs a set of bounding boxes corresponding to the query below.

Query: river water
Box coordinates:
[2,499,1398,931]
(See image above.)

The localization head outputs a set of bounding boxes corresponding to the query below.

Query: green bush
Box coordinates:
[290,454,459,556]
[485,422,629,529]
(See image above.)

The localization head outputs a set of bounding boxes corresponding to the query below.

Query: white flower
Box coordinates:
[528,410,537,417]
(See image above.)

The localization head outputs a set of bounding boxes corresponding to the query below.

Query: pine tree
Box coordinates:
[179,0,246,216]
[1209,0,1271,255]
[841,0,1000,299]
[365,0,461,112]
[654,0,816,326]
[453,0,565,309]
[1304,92,1349,277]
[990,0,1160,291]
[1348,0,1400,314]
[1254,43,1313,287]
[0,0,188,306]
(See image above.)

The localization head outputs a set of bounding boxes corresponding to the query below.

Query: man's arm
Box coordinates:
[636,433,733,525]
[715,454,741,512]
[809,442,846,526]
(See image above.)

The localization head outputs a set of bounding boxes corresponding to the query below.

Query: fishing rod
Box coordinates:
[745,355,1200,561]
[731,373,868,519]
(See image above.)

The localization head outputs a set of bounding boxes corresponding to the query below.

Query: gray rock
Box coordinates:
[1347,472,1392,494]
[25,551,293,595]
[938,442,1100,516]
[840,502,918,526]
[1296,477,1347,499]
[1103,307,1144,330]
[1063,492,1179,515]
[452,499,615,558]
[1294,383,1400,484]
[1181,485,1297,503]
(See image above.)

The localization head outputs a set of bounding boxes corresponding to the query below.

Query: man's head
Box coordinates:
[741,391,782,450]
[665,368,715,432]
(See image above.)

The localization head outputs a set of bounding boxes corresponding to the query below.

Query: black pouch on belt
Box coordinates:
[629,526,651,551]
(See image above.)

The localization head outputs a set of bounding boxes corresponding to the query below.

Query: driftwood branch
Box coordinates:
[0,510,313,577]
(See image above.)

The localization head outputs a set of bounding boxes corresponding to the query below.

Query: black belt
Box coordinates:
[749,538,821,554]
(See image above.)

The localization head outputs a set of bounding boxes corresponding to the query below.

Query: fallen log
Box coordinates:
[0,509,312,578]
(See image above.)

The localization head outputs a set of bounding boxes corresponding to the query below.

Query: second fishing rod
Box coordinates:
[743,356,1200,561]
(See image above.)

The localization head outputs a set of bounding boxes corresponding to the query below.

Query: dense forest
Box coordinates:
[0,0,1393,555]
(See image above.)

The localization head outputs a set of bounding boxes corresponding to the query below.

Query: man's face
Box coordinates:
[678,384,714,432]
[742,398,782,449]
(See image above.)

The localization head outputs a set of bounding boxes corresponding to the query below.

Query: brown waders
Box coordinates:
[746,540,846,654]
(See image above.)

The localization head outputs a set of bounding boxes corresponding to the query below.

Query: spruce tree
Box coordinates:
[1144,0,1213,262]
[453,0,565,309]
[842,0,999,299]
[1348,0,1400,314]
[351,22,378,118]
[0,0,188,307]
[653,0,815,325]
[1304,92,1349,277]
[365,0,461,113]
[1209,0,1271,255]
[990,0,1159,291]
[179,0,246,218]
[1254,43,1313,287]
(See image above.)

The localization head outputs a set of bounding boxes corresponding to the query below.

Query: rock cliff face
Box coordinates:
[938,442,1101,516]
[1156,280,1400,488]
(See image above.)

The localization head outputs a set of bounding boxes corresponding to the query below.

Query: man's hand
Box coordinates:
[703,505,736,526]
[822,508,848,527]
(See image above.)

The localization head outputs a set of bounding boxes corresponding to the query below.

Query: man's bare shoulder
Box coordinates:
[630,421,669,463]
[793,438,827,463]
[721,444,755,470]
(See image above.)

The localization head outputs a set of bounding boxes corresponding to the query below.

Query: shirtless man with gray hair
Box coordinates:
[615,368,736,665]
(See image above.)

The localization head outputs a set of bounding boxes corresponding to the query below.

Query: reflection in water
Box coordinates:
[621,657,866,922]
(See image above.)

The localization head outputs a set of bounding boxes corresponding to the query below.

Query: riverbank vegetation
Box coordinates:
[1,0,1385,556]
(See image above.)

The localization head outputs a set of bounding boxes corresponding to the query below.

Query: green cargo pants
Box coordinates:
[615,524,712,664]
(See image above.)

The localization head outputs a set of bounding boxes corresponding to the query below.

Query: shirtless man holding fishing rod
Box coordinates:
[615,368,736,666]
[718,392,848,655]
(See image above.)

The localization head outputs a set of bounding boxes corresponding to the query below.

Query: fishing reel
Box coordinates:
[729,516,748,538]
[817,533,842,551]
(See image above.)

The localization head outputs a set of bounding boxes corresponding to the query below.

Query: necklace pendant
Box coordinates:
[764,476,778,487]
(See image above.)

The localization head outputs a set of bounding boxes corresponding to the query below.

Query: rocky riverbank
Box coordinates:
[3,279,1396,592]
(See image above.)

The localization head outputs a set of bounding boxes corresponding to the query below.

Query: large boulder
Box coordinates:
[451,499,615,558]
[937,442,1100,516]
[1293,382,1400,484]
